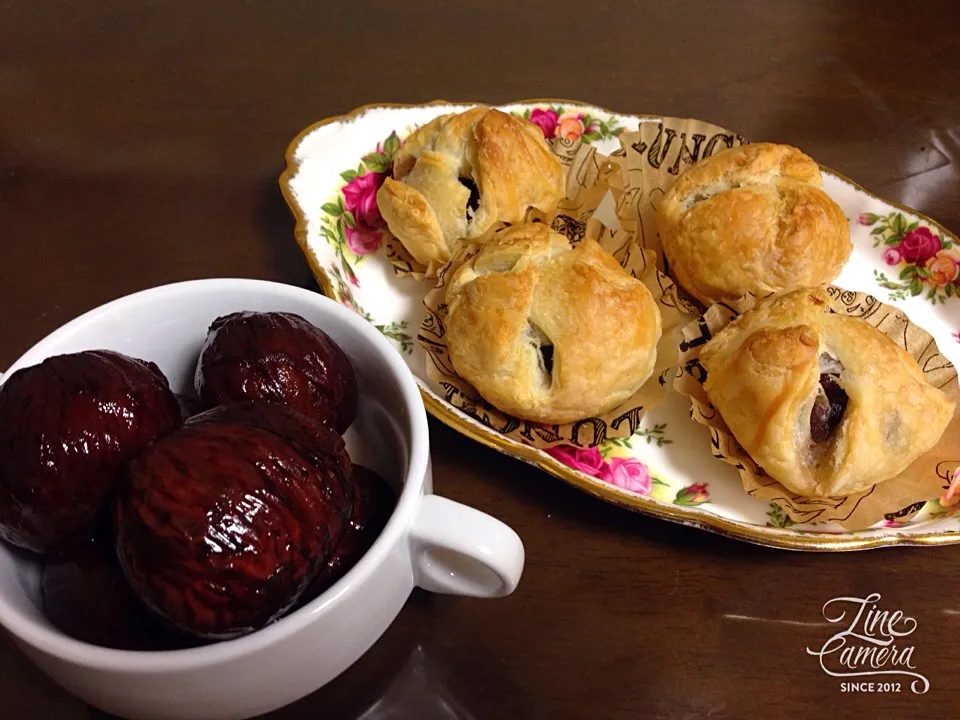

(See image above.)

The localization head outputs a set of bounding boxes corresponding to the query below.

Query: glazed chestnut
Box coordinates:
[42,534,199,651]
[175,393,201,422]
[300,465,396,605]
[0,350,181,553]
[195,311,358,433]
[116,402,354,639]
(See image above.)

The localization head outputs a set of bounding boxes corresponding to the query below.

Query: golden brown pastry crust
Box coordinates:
[376,108,564,269]
[700,287,955,497]
[658,143,852,305]
[444,223,662,424]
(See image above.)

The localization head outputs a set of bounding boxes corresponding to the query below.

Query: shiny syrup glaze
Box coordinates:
[0,350,182,553]
[175,393,201,422]
[116,402,353,640]
[299,465,396,606]
[810,374,849,443]
[195,312,358,433]
[41,532,202,651]
[43,462,391,650]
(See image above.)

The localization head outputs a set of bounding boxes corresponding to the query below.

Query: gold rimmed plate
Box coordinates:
[280,100,960,551]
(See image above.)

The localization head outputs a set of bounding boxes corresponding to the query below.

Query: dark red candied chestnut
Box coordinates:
[175,393,201,422]
[299,465,396,607]
[116,402,354,640]
[195,311,358,433]
[0,350,182,553]
[41,533,200,651]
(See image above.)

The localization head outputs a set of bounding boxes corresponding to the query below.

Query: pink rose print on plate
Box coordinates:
[674,483,710,506]
[898,226,942,264]
[953,331,960,344]
[545,445,605,476]
[342,170,387,256]
[925,248,960,287]
[940,468,960,508]
[882,518,910,528]
[600,457,653,495]
[869,212,959,305]
[882,246,902,265]
[344,225,382,258]
[546,445,655,496]
[556,113,586,141]
[342,170,383,225]
[528,108,559,139]
[516,107,621,144]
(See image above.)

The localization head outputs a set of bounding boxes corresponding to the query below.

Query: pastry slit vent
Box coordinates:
[459,177,481,221]
[809,353,848,444]
[394,155,415,180]
[474,251,523,276]
[525,321,554,387]
[684,181,744,211]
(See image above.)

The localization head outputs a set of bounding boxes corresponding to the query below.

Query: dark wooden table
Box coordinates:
[2,2,959,718]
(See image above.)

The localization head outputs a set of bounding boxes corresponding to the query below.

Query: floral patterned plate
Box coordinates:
[280,100,960,551]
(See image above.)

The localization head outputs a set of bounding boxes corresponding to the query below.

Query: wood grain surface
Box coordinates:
[2,1,959,718]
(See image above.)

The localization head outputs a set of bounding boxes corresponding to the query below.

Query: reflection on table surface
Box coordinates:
[2,0,960,718]
[79,592,479,720]
[350,646,476,720]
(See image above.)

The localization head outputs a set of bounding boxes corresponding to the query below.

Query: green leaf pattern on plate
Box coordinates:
[317,130,413,354]
[301,106,959,538]
[766,504,796,529]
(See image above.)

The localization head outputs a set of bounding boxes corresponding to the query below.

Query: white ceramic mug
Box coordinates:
[0,279,525,720]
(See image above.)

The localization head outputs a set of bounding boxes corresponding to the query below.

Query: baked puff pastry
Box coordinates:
[700,287,955,497]
[445,223,662,424]
[377,107,564,268]
[658,143,852,305]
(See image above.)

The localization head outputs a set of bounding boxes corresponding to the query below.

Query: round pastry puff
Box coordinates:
[657,143,852,306]
[442,223,662,425]
[376,107,564,272]
[692,287,955,499]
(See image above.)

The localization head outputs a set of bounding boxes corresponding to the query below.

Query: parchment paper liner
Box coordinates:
[417,142,681,449]
[605,117,749,312]
[674,285,960,531]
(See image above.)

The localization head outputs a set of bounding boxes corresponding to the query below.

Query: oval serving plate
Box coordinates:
[280,99,960,551]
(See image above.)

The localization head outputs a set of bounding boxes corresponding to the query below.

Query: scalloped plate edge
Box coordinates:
[279,98,960,551]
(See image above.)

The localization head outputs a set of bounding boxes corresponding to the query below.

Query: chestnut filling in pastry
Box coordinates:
[539,344,555,376]
[525,321,554,385]
[459,177,481,220]
[809,354,848,443]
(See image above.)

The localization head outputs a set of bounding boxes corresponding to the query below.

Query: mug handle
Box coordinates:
[409,495,525,598]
